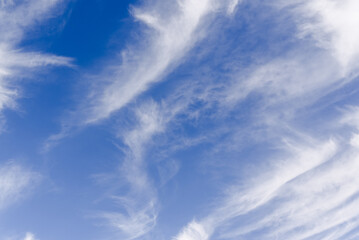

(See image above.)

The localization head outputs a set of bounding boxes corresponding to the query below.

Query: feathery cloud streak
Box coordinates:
[84,0,240,124]
[98,95,195,239]
[172,0,359,239]
[36,0,359,239]
[0,0,72,130]
[99,101,164,239]
[80,0,243,238]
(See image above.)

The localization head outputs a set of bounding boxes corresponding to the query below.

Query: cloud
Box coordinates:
[279,0,359,73]
[174,221,209,240]
[170,1,359,239]
[23,232,37,240]
[218,135,359,240]
[97,94,195,239]
[0,162,40,210]
[97,101,166,239]
[0,0,72,132]
[173,136,340,239]
[82,0,241,124]
[101,201,157,240]
[226,50,342,109]
[221,0,359,114]
[39,0,359,239]
[44,0,241,148]
[96,67,240,237]
[224,0,359,114]
[77,1,244,237]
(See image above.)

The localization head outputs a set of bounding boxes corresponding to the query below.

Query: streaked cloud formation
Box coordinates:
[84,0,240,123]
[79,0,359,239]
[0,0,72,130]
[2,0,359,240]
[173,0,359,239]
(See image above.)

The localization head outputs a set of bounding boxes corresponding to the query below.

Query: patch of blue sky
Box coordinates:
[2,0,359,240]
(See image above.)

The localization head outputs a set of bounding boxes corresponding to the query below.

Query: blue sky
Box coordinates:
[1,0,359,239]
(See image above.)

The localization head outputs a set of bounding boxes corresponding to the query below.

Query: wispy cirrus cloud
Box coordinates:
[171,0,359,239]
[81,0,240,124]
[0,161,40,210]
[175,130,359,240]
[172,136,339,240]
[98,101,165,239]
[0,0,72,131]
[226,0,359,112]
[75,0,243,238]
[97,96,191,239]
[41,0,359,239]
[217,122,359,240]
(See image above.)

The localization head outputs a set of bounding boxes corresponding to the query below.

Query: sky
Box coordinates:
[1,0,359,239]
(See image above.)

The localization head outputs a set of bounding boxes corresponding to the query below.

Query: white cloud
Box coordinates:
[0,162,40,210]
[279,0,359,73]
[226,50,342,110]
[23,232,37,240]
[0,0,72,131]
[86,0,248,231]
[171,128,359,239]
[98,101,168,239]
[101,201,157,240]
[170,2,359,238]
[223,0,359,115]
[98,93,200,238]
[43,0,359,239]
[220,136,359,240]
[174,221,209,240]
[83,0,241,124]
[173,136,339,239]
[0,0,66,43]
